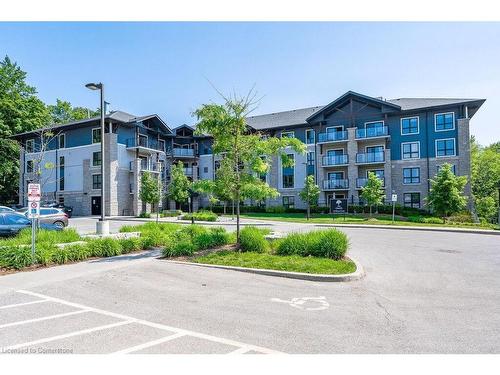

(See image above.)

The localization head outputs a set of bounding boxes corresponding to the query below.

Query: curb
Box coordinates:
[162,256,365,282]
[107,217,270,226]
[313,223,500,236]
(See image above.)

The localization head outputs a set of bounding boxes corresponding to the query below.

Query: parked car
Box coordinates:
[0,212,63,237]
[18,207,69,229]
[0,206,16,213]
[43,202,73,218]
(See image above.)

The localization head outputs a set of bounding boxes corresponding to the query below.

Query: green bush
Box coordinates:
[0,245,33,269]
[265,206,286,214]
[163,240,196,257]
[0,228,81,247]
[52,247,70,264]
[118,237,143,253]
[193,227,230,250]
[161,210,182,217]
[36,244,56,266]
[408,216,444,224]
[447,212,473,223]
[276,229,349,260]
[138,212,151,218]
[239,226,268,253]
[87,238,123,257]
[181,210,218,222]
[65,243,91,261]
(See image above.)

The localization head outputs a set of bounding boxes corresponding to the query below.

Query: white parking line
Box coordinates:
[0,309,89,329]
[228,347,251,354]
[112,332,186,354]
[3,320,134,351]
[16,290,283,354]
[0,299,49,310]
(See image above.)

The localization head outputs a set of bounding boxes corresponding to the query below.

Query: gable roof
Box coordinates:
[245,106,324,130]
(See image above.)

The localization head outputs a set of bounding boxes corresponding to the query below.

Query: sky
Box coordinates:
[0,22,499,145]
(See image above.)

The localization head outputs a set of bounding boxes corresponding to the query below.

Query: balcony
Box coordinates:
[317,130,348,143]
[322,154,348,167]
[323,179,349,190]
[356,177,385,189]
[355,151,385,164]
[355,126,389,139]
[126,137,165,153]
[129,160,160,173]
[170,148,196,158]
[183,167,193,176]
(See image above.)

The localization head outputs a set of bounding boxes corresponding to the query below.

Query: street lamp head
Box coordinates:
[85,82,102,90]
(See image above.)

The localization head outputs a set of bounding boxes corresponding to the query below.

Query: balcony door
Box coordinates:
[327,149,344,158]
[328,171,344,181]
[366,145,384,154]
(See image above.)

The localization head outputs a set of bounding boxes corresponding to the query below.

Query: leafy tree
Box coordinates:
[167,161,191,208]
[194,90,305,243]
[48,99,99,124]
[0,56,51,203]
[427,163,467,222]
[140,171,162,219]
[360,172,385,216]
[299,175,320,220]
[475,196,497,222]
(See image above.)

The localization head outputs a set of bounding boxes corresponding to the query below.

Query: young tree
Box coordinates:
[167,161,191,210]
[360,172,385,216]
[48,99,99,124]
[299,175,320,220]
[427,163,467,222]
[0,56,51,203]
[139,171,162,219]
[194,90,305,243]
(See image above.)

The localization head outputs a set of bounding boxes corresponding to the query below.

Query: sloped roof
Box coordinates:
[245,106,324,130]
[387,98,485,111]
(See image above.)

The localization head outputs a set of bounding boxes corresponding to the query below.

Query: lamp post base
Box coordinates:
[96,220,110,236]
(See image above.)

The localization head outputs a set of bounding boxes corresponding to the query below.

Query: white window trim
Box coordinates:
[92,151,102,167]
[281,153,295,189]
[434,112,455,132]
[91,173,102,190]
[364,120,385,128]
[401,141,421,160]
[92,128,101,144]
[282,195,295,208]
[281,131,295,139]
[435,138,457,158]
[25,139,34,153]
[402,166,421,185]
[305,129,315,144]
[58,133,66,148]
[400,116,420,135]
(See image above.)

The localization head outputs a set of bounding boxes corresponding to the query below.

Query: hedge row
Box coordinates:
[181,210,218,222]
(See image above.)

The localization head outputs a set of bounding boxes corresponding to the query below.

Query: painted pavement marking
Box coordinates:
[270,296,330,311]
[0,299,49,310]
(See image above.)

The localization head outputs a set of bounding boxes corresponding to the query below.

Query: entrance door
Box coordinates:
[91,196,102,215]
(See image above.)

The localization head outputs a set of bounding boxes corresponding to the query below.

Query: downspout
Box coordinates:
[426,111,431,195]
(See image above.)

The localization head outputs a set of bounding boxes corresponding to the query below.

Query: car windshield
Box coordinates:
[3,214,30,225]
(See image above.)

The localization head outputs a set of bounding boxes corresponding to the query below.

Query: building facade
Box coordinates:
[13,91,485,216]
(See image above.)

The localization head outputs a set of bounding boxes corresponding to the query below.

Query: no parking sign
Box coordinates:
[28,201,40,219]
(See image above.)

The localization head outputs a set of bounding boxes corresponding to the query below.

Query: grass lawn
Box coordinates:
[192,250,356,275]
[228,213,499,230]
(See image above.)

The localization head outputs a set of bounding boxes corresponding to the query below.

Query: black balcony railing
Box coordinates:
[356,126,389,139]
[322,154,348,166]
[356,177,385,188]
[318,130,348,143]
[356,151,385,164]
[323,179,349,190]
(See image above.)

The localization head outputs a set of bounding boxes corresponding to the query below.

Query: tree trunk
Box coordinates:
[223,201,227,215]
[307,204,310,220]
[369,205,372,216]
[236,191,241,246]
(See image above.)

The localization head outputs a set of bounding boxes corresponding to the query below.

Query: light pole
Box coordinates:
[85,82,109,235]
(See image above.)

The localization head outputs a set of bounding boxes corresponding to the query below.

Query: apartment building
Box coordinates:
[13,91,485,216]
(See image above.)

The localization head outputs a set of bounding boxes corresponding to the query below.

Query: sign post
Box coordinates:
[27,183,41,264]
[330,198,348,221]
[391,193,397,223]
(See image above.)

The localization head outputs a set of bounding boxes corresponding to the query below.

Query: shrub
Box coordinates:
[239,226,268,253]
[65,243,91,261]
[265,206,286,214]
[87,238,123,257]
[36,244,56,266]
[447,212,473,223]
[181,210,218,222]
[276,229,349,260]
[119,237,143,253]
[0,245,33,269]
[408,216,444,224]
[161,210,182,217]
[51,247,70,264]
[163,240,196,257]
[193,227,230,250]
[138,212,151,218]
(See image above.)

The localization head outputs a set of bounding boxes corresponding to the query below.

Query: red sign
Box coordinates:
[28,183,41,202]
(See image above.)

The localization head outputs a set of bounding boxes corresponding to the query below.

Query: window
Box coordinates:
[26,160,33,173]
[59,156,65,191]
[435,112,455,131]
[92,174,102,189]
[305,129,315,144]
[92,128,101,143]
[366,145,384,154]
[437,164,456,174]
[401,117,419,135]
[282,154,294,188]
[158,140,165,152]
[404,193,421,208]
[25,139,34,153]
[282,196,295,209]
[402,142,420,159]
[368,169,384,179]
[4,214,30,225]
[214,160,220,171]
[306,152,315,176]
[403,167,420,184]
[58,133,66,148]
[436,139,456,157]
[281,131,295,138]
[203,167,208,174]
[58,196,65,204]
[93,151,102,166]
